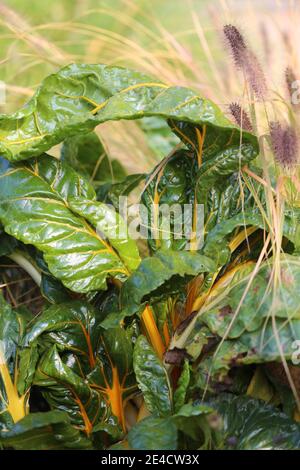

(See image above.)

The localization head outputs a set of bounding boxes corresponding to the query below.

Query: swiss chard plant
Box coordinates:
[0,58,299,450]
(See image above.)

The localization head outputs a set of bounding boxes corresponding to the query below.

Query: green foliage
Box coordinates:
[0,410,92,450]
[128,416,177,450]
[0,62,299,450]
[61,131,126,188]
[120,250,216,316]
[0,64,257,162]
[133,336,172,417]
[211,394,300,450]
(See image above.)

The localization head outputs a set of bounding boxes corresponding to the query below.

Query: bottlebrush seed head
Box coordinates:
[223,24,247,69]
[229,102,253,132]
[270,121,299,168]
[243,50,268,100]
[224,24,267,100]
[285,66,297,102]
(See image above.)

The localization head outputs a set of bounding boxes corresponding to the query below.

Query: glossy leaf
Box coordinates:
[0,293,37,429]
[128,416,177,450]
[211,394,300,450]
[97,173,145,209]
[0,410,91,449]
[0,155,129,292]
[120,250,216,317]
[33,345,107,435]
[40,274,71,304]
[0,64,257,162]
[174,360,190,413]
[133,336,172,417]
[68,197,141,272]
[202,170,263,235]
[87,326,137,431]
[61,131,126,187]
[141,150,196,251]
[24,300,136,432]
[23,300,100,368]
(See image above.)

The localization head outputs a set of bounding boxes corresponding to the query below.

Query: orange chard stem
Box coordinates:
[163,320,171,347]
[105,367,126,432]
[141,305,166,360]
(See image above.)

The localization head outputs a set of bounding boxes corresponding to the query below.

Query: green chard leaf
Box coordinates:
[0,293,37,430]
[174,360,190,413]
[23,300,101,368]
[203,211,300,266]
[0,410,91,450]
[68,197,141,272]
[97,173,146,209]
[0,155,132,293]
[128,416,177,450]
[24,300,136,433]
[201,255,300,340]
[133,336,172,417]
[0,64,258,162]
[88,326,137,432]
[33,345,107,436]
[182,255,300,376]
[61,131,127,188]
[172,402,215,446]
[210,394,300,450]
[120,250,216,317]
[141,150,197,251]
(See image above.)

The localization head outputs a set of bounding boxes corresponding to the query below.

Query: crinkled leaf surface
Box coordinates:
[87,326,137,430]
[24,300,136,432]
[0,293,37,429]
[141,150,196,251]
[141,155,260,253]
[68,197,141,272]
[0,64,258,162]
[201,256,300,339]
[201,170,263,236]
[24,300,100,368]
[203,212,300,266]
[174,360,190,413]
[182,256,300,375]
[128,415,177,450]
[133,336,172,417]
[61,131,126,187]
[0,155,130,292]
[120,250,216,317]
[33,345,107,435]
[211,394,300,450]
[0,410,91,449]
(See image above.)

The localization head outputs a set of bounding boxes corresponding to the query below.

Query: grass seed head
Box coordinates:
[229,102,253,132]
[270,121,299,168]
